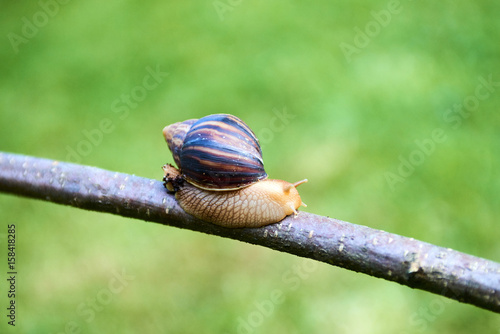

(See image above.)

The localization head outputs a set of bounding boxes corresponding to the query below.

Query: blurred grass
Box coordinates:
[1,0,499,333]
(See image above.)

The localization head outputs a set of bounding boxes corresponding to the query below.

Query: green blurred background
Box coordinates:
[1,0,499,333]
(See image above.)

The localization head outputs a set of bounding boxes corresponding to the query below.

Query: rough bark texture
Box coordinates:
[0,151,499,313]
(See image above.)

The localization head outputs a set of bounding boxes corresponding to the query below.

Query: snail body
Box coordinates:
[162,114,306,228]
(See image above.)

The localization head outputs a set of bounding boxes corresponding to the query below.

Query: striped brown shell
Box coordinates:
[163,114,267,190]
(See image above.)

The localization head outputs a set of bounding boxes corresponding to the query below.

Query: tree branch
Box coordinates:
[0,151,499,313]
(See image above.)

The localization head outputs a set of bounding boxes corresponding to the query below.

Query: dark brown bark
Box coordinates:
[0,151,499,313]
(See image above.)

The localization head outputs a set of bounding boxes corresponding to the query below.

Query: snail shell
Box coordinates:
[163,114,267,190]
[162,114,307,228]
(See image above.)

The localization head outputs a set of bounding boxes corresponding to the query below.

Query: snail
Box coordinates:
[162,113,307,228]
